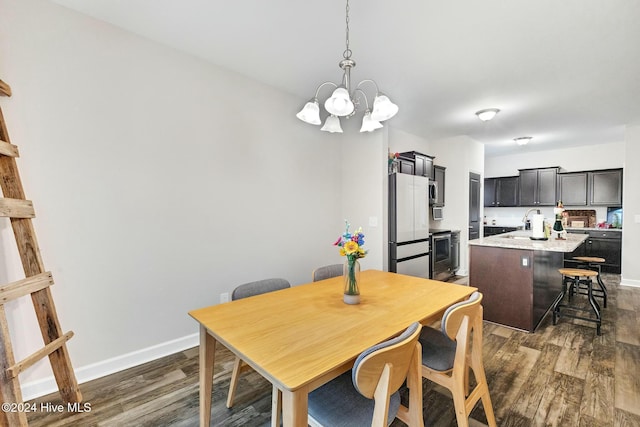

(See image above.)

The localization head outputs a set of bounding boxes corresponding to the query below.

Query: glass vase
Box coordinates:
[343,258,361,304]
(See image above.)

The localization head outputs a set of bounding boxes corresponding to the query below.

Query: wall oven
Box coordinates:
[431,232,452,281]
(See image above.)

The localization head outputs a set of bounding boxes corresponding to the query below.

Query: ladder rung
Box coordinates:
[0,198,35,218]
[0,272,54,304]
[0,79,11,97]
[0,139,19,157]
[6,331,74,378]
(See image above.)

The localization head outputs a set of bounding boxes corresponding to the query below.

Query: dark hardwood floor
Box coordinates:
[26,273,640,426]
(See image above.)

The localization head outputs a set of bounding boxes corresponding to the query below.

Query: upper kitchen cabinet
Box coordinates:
[433,165,446,206]
[484,176,519,207]
[519,167,558,206]
[589,169,622,206]
[558,172,588,206]
[399,151,434,179]
[398,157,415,175]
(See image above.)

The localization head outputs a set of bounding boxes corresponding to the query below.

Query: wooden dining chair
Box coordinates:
[308,322,424,427]
[419,292,497,427]
[226,278,290,427]
[312,263,344,282]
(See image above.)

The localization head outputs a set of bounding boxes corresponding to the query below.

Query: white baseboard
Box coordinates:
[21,333,199,402]
[620,276,640,288]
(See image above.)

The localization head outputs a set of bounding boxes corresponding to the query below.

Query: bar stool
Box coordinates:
[572,256,607,307]
[553,268,601,335]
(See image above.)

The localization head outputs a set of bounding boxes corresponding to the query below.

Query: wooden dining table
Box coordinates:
[188,269,477,427]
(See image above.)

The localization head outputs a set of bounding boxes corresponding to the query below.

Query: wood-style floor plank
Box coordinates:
[615,341,640,417]
[25,273,640,427]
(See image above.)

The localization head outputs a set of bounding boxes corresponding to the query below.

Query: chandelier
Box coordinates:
[296,0,398,133]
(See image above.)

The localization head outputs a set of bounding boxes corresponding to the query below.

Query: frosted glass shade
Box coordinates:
[296,100,322,125]
[475,108,500,122]
[370,95,398,121]
[514,137,532,145]
[324,87,355,117]
[360,110,383,132]
[321,115,343,133]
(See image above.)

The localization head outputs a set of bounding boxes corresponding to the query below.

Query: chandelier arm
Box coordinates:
[312,81,339,99]
[354,88,370,111]
[355,79,381,95]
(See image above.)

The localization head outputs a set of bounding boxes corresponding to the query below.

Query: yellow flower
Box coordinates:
[343,241,359,255]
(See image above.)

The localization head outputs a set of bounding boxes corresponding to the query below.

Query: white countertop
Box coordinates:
[469,230,588,252]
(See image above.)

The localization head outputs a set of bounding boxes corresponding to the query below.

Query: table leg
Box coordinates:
[199,325,216,427]
[281,387,309,427]
[271,384,282,427]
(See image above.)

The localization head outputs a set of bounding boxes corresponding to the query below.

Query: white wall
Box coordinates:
[0,0,354,399]
[339,121,387,271]
[388,126,431,155]
[430,136,484,276]
[622,129,640,287]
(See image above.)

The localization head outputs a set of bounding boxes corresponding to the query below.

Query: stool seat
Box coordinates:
[558,268,598,277]
[573,256,605,263]
[554,268,602,335]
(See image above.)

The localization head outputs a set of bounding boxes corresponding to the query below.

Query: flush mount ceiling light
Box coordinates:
[514,136,532,145]
[296,0,398,133]
[475,108,500,122]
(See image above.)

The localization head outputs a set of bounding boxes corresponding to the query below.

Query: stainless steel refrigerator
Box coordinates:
[388,173,430,278]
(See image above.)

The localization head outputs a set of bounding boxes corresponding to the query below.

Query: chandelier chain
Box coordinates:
[344,0,351,60]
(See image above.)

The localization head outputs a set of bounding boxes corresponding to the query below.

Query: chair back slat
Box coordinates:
[442,291,482,340]
[231,278,290,300]
[353,322,422,398]
[312,264,343,282]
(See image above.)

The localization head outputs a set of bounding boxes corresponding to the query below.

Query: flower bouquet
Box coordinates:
[334,220,368,304]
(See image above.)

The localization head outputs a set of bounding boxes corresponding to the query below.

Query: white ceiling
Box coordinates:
[51,0,640,157]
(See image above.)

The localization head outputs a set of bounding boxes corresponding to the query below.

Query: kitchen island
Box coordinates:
[469,231,588,332]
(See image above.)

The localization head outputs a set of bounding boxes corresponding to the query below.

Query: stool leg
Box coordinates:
[553,277,568,325]
[592,263,607,308]
[586,279,602,335]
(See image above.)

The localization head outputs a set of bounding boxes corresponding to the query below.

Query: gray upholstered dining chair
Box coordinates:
[226,277,290,426]
[312,263,343,282]
[419,292,497,427]
[307,322,424,427]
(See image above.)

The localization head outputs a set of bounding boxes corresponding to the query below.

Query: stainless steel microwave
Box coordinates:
[432,206,444,221]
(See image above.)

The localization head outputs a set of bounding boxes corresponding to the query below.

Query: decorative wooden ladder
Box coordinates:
[0,79,81,426]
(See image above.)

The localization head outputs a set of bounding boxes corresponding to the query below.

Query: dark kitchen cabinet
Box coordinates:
[589,169,622,206]
[484,176,519,207]
[398,157,414,175]
[558,172,588,206]
[484,178,497,207]
[399,151,434,179]
[433,165,446,206]
[558,169,622,207]
[519,167,558,206]
[564,230,621,273]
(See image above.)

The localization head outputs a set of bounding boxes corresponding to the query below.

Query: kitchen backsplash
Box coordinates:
[484,206,610,228]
